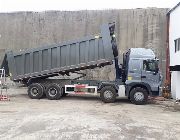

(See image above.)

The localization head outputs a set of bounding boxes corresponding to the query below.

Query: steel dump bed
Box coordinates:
[1,23,118,82]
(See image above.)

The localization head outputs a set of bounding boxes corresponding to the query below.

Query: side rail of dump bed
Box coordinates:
[1,23,118,82]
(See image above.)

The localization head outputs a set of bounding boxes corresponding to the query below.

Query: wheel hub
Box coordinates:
[49,88,57,97]
[134,92,144,101]
[104,90,113,99]
[31,87,39,96]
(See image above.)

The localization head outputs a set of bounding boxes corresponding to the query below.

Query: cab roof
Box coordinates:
[129,48,155,59]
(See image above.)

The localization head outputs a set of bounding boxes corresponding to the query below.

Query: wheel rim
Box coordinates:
[104,90,113,99]
[134,92,144,101]
[30,87,39,96]
[48,88,57,97]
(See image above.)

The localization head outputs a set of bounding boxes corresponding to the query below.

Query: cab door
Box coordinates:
[141,60,160,92]
[126,59,142,83]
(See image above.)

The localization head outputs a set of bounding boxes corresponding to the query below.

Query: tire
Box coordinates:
[130,87,148,105]
[61,87,68,97]
[100,86,117,103]
[28,83,44,99]
[45,83,62,100]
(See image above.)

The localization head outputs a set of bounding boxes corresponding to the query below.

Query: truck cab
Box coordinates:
[121,48,162,104]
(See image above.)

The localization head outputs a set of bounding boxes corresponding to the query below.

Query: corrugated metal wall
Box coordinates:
[0,8,168,80]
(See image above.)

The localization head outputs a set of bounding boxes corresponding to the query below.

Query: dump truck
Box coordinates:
[1,23,162,105]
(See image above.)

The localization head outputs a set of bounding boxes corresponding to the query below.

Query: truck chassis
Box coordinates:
[27,78,149,105]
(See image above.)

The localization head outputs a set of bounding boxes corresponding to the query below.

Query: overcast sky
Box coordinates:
[0,0,179,12]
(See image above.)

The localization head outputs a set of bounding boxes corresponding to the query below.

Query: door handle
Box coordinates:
[141,76,146,78]
[129,71,135,73]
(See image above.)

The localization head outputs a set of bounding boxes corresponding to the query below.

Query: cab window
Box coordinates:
[143,60,157,72]
[129,59,141,72]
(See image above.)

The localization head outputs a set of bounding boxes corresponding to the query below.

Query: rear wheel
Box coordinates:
[45,83,62,100]
[130,87,148,105]
[100,86,117,103]
[28,83,44,99]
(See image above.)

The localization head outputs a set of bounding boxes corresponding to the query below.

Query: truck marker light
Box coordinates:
[128,76,132,80]
[112,34,116,38]
[95,35,100,39]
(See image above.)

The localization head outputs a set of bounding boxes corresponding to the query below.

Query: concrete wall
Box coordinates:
[0,9,168,80]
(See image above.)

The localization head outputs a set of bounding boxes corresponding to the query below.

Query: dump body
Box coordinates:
[1,23,117,82]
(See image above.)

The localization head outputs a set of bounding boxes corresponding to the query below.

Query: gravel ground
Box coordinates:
[0,88,180,140]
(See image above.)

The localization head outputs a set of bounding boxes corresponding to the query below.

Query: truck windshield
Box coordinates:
[143,60,158,72]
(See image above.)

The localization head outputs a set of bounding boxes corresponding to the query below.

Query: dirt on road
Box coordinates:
[0,88,180,140]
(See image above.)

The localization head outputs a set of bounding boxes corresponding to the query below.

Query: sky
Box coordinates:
[0,0,179,12]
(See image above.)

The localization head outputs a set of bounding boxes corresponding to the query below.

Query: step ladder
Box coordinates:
[0,69,9,101]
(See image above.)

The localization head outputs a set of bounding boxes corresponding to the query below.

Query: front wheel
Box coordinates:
[100,86,117,103]
[130,87,148,105]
